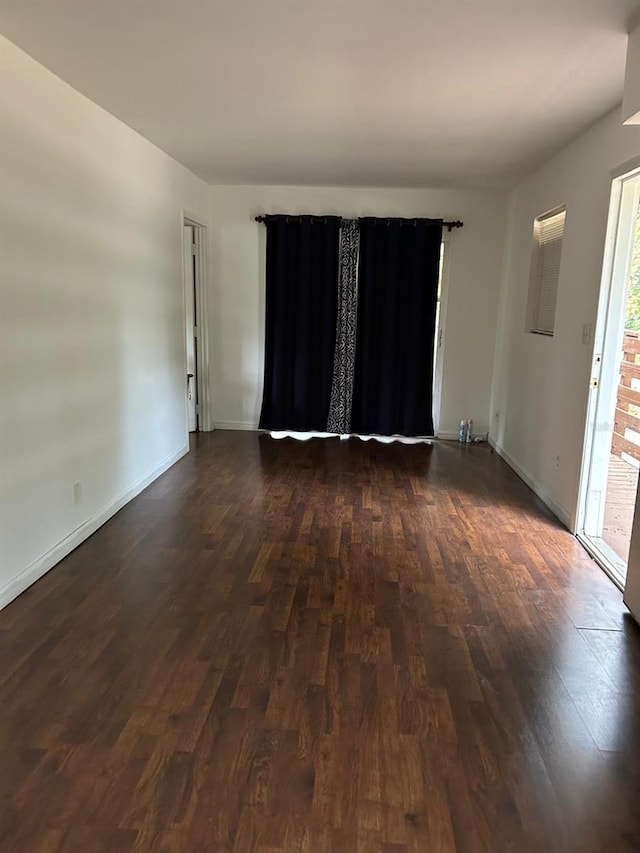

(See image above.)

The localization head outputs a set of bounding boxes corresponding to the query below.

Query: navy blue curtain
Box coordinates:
[351,218,443,437]
[259,216,341,431]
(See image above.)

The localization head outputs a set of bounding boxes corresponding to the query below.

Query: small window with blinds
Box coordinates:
[527,207,566,336]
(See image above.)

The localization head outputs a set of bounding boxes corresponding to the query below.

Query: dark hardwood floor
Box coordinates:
[1,431,640,852]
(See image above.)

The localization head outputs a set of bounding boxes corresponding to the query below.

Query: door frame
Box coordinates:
[181,211,211,433]
[576,159,640,588]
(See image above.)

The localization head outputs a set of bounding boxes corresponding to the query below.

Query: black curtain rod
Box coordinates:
[254,215,464,232]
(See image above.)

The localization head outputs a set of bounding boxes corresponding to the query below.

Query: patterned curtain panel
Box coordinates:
[326,219,360,434]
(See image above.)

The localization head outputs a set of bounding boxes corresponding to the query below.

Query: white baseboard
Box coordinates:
[437,432,489,442]
[213,421,259,431]
[0,444,189,612]
[488,437,573,530]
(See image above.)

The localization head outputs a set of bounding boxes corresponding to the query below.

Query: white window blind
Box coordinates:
[529,208,565,335]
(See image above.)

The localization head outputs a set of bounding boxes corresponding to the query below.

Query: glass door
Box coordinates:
[579,171,640,587]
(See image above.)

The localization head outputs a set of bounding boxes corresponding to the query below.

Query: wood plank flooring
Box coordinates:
[1,431,640,852]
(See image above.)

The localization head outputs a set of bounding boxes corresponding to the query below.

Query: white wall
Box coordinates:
[0,37,209,608]
[207,185,507,435]
[623,22,640,124]
[491,107,640,528]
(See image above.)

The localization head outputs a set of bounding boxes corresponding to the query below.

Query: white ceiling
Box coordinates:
[1,0,639,188]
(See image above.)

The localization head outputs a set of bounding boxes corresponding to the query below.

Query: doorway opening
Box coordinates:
[182,216,208,434]
[578,168,640,588]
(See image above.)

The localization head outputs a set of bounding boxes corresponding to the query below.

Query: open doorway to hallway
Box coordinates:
[579,168,640,588]
[182,216,208,434]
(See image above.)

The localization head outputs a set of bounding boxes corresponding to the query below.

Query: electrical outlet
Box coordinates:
[554,455,560,471]
[73,481,83,505]
[494,410,499,421]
